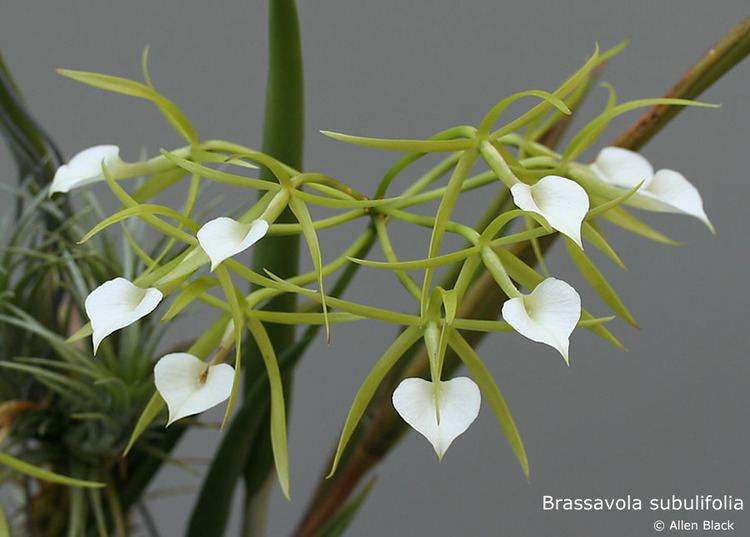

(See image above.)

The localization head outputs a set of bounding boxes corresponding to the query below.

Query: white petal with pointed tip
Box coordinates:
[591,146,654,189]
[638,169,714,231]
[84,277,163,353]
[502,277,581,363]
[197,217,269,271]
[392,377,480,459]
[153,353,235,425]
[511,176,590,247]
[50,145,123,194]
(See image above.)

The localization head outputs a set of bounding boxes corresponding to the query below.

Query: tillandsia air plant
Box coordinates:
[0,3,748,536]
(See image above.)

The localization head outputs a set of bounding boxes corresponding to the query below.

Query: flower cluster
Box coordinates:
[53,44,713,491]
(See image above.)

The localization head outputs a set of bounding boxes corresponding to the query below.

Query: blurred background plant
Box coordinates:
[0,5,747,537]
[0,52,197,535]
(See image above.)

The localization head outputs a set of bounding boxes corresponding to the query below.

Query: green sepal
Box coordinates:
[66,322,93,343]
[564,97,718,161]
[215,267,245,428]
[582,222,626,269]
[452,315,614,333]
[78,203,199,244]
[328,326,422,477]
[448,329,529,478]
[288,195,330,340]
[159,150,281,191]
[102,163,197,245]
[123,392,165,456]
[258,269,422,326]
[586,181,645,219]
[421,149,479,314]
[478,89,570,137]
[321,130,474,153]
[599,205,682,245]
[56,69,198,144]
[247,318,290,499]
[161,275,219,321]
[133,167,188,202]
[563,238,639,328]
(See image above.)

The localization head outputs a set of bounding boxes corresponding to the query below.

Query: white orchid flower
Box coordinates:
[501,277,581,364]
[196,217,270,271]
[85,277,163,353]
[392,377,481,459]
[50,145,123,195]
[511,175,590,248]
[153,353,234,425]
[591,146,713,231]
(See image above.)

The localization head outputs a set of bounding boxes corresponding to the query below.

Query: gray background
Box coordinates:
[1,1,749,536]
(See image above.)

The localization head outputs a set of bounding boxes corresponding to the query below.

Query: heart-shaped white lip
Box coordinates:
[511,175,590,248]
[501,277,581,364]
[84,277,163,354]
[196,217,269,271]
[591,146,654,189]
[591,147,713,231]
[392,377,481,459]
[153,353,235,425]
[50,145,122,195]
